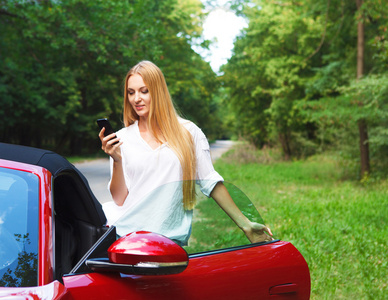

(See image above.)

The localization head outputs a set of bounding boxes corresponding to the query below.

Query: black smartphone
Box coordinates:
[97,118,119,145]
[97,118,116,136]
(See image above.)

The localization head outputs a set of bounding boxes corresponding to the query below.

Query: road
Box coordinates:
[75,140,235,204]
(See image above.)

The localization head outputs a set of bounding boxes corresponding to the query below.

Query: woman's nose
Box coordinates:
[134,92,142,102]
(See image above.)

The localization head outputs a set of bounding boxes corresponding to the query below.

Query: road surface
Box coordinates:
[75,140,235,204]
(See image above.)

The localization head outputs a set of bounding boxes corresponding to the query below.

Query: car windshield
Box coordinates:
[0,167,39,287]
[109,181,270,254]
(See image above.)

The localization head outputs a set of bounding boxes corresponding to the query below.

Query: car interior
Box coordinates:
[53,171,109,279]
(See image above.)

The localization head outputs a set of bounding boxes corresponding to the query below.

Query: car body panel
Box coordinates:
[0,281,67,300]
[63,241,310,300]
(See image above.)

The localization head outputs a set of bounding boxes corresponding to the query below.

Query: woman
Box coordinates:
[99,61,272,245]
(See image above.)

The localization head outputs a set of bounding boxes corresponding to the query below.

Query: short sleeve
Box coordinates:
[187,122,224,197]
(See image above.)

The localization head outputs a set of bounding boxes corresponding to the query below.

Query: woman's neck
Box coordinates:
[137,118,149,132]
[138,118,166,144]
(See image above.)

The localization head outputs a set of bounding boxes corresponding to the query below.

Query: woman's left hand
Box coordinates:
[243,222,274,243]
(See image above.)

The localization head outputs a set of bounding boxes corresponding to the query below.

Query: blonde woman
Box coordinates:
[99,61,272,245]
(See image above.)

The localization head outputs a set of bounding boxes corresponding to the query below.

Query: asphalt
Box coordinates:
[75,140,235,204]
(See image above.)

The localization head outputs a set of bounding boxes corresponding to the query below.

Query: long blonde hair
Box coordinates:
[123,61,197,210]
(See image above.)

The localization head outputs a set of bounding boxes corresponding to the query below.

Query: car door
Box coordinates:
[63,241,309,299]
[62,182,310,300]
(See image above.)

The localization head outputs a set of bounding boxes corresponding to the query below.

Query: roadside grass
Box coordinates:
[209,148,387,300]
[66,152,106,164]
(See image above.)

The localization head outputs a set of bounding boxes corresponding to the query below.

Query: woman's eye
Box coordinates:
[128,91,134,95]
[141,89,148,94]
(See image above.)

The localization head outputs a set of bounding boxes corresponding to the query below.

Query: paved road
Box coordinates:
[75,140,235,204]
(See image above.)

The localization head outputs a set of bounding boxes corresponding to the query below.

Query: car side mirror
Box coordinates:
[86,231,189,275]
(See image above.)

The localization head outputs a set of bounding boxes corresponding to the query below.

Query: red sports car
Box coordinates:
[0,142,310,299]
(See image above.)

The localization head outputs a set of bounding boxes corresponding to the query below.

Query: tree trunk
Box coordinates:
[356,0,370,178]
[356,0,364,80]
[278,131,291,161]
[358,119,370,177]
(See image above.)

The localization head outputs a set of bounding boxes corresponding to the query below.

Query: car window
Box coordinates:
[185,182,267,254]
[110,181,270,255]
[0,168,39,287]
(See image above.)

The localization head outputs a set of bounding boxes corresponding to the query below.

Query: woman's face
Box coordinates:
[127,74,151,120]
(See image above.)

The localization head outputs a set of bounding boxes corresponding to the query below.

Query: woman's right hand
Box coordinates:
[243,222,274,243]
[99,128,123,162]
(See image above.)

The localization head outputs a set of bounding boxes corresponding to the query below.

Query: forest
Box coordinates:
[1,0,387,179]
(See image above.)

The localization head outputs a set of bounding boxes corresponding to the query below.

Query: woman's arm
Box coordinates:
[210,182,273,243]
[109,160,128,206]
[99,128,128,206]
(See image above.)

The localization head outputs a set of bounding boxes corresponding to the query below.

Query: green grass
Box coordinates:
[208,152,387,300]
[66,153,107,164]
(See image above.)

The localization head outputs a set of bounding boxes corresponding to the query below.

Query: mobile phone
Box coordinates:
[97,118,116,136]
[97,118,119,145]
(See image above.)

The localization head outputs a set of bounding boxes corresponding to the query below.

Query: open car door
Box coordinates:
[63,182,310,300]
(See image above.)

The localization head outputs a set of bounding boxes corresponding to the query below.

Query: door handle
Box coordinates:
[269,283,298,295]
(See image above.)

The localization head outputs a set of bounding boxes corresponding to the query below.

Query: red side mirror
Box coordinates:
[108,231,188,266]
[87,231,189,275]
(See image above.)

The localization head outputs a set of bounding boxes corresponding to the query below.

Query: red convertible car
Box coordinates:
[0,142,310,299]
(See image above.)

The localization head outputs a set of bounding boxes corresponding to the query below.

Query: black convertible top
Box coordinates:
[0,142,106,226]
[0,142,76,177]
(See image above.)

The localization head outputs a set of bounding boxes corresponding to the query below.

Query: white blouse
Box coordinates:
[102,119,223,244]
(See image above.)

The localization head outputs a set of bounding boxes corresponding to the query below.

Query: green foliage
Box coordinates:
[213,152,388,299]
[0,0,221,154]
[300,73,388,174]
[223,0,341,154]
[223,0,388,171]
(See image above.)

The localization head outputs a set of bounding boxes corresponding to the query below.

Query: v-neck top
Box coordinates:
[103,119,223,244]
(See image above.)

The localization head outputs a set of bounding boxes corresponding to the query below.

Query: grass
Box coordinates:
[198,146,387,300]
[66,152,107,164]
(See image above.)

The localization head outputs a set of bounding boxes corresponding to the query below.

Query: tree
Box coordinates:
[224,0,331,157]
[356,0,370,178]
[224,0,388,174]
[0,0,220,154]
[303,0,387,177]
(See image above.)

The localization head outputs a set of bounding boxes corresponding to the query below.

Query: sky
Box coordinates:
[198,0,248,73]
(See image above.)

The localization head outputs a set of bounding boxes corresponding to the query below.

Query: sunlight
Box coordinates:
[198,1,247,73]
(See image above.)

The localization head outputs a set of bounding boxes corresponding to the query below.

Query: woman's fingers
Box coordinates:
[249,223,274,242]
[98,129,122,161]
[102,133,115,144]
[98,127,106,139]
[265,226,273,236]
